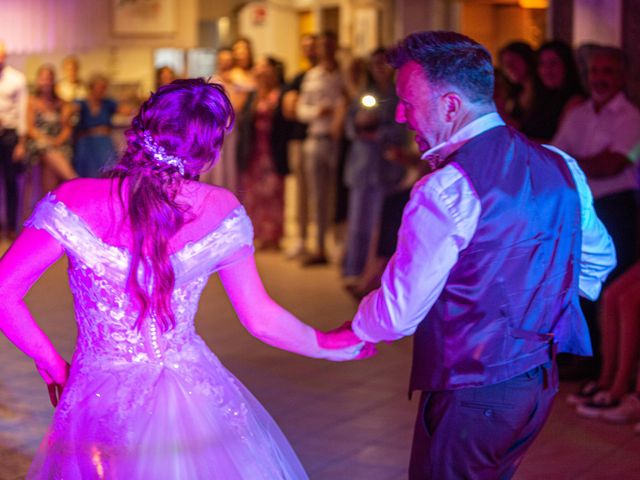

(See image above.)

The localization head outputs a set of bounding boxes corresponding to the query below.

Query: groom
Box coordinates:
[345,31,616,478]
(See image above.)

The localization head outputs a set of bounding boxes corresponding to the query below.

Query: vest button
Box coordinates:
[483,409,493,417]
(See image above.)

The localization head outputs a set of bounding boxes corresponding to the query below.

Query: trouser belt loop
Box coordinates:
[543,341,558,390]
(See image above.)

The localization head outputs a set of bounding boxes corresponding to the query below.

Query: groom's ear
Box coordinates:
[441,92,462,122]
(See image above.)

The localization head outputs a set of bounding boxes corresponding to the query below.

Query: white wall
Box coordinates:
[573,0,622,46]
[238,1,299,79]
[9,0,198,95]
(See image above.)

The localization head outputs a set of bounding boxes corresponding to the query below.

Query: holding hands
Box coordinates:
[315,322,376,361]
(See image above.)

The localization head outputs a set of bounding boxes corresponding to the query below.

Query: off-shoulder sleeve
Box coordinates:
[23,193,72,247]
[172,207,255,284]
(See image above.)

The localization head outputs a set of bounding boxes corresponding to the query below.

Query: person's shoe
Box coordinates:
[301,253,328,267]
[600,394,640,424]
[576,392,621,419]
[567,380,601,405]
[285,242,307,260]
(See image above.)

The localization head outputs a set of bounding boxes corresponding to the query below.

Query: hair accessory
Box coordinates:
[141,130,185,176]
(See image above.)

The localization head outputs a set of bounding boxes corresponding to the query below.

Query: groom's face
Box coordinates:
[395,61,447,154]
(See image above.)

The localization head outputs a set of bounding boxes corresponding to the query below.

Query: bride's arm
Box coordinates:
[218,255,366,361]
[0,227,69,394]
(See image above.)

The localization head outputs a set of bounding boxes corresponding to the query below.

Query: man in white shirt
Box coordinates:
[0,41,27,240]
[296,31,346,265]
[346,31,615,479]
[553,46,640,374]
[553,46,639,277]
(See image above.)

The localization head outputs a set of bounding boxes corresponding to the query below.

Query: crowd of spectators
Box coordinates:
[496,38,640,433]
[0,32,638,432]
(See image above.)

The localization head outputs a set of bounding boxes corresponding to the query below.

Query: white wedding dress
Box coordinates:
[25,193,308,479]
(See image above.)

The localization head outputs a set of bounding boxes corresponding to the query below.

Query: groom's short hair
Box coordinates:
[387,31,494,105]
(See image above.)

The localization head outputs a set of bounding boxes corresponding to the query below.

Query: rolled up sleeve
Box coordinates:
[544,145,617,299]
[352,166,480,343]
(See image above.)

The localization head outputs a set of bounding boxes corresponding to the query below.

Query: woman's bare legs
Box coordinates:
[608,280,640,398]
[42,150,77,192]
[598,262,640,397]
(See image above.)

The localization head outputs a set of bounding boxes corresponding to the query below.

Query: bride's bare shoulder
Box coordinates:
[49,178,115,211]
[190,182,242,219]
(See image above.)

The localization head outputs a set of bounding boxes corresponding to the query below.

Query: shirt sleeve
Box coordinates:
[551,108,576,154]
[295,74,320,124]
[543,145,617,299]
[352,166,481,343]
[609,110,640,161]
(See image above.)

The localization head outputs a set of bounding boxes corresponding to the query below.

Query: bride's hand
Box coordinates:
[34,355,70,407]
[315,322,377,361]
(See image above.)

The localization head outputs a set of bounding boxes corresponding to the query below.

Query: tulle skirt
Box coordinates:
[27,343,308,479]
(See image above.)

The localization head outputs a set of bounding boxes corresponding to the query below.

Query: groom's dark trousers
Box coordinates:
[409,361,558,480]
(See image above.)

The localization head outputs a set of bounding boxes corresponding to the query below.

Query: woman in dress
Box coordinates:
[499,41,539,130]
[72,74,118,178]
[26,64,77,193]
[230,38,256,93]
[237,56,288,250]
[199,48,248,192]
[521,40,585,143]
[0,79,372,479]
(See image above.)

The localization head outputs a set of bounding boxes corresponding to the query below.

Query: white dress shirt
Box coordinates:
[352,112,616,343]
[552,92,640,199]
[0,65,28,136]
[296,64,344,137]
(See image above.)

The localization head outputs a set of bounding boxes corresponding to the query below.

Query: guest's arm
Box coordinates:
[52,102,74,147]
[12,75,29,161]
[575,150,632,178]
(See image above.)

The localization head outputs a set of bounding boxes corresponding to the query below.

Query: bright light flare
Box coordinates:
[361,94,377,108]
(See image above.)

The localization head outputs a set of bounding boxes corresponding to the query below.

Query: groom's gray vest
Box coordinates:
[410,125,589,393]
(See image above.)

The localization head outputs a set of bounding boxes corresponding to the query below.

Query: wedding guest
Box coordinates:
[522,40,585,142]
[346,31,615,479]
[26,65,77,193]
[281,34,318,259]
[230,37,256,93]
[571,261,640,417]
[237,56,288,250]
[200,48,249,192]
[296,31,347,265]
[342,48,406,279]
[0,40,28,240]
[499,41,538,129]
[553,46,640,373]
[73,74,118,178]
[155,66,177,89]
[55,55,87,103]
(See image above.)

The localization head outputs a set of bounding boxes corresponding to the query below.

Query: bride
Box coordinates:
[0,79,373,479]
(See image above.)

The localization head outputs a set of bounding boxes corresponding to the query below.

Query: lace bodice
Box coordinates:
[25,193,254,369]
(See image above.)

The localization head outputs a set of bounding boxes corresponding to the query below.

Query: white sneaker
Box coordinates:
[600,394,640,424]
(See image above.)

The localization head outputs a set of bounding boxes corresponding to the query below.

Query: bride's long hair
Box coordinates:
[110,79,234,331]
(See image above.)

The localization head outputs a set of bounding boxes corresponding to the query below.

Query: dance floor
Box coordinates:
[0,244,639,479]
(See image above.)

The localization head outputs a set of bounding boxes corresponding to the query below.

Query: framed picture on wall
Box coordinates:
[112,0,177,36]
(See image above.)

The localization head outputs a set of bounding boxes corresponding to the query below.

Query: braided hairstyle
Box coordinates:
[109,78,234,331]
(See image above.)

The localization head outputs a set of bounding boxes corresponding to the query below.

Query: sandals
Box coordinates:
[576,390,622,419]
[566,380,602,405]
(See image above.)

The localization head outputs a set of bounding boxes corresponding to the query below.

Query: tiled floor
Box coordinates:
[0,247,639,479]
